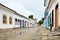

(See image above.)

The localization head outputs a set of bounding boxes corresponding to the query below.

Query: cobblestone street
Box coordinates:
[0,27,60,40]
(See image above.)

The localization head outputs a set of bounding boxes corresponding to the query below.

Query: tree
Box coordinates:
[28,15,33,19]
[42,18,45,21]
[38,19,44,25]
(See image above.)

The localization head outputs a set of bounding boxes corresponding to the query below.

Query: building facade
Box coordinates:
[44,0,60,30]
[0,3,37,29]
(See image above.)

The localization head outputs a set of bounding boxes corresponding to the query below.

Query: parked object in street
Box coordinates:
[50,24,53,32]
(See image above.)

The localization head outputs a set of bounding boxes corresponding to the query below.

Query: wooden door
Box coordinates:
[55,4,58,30]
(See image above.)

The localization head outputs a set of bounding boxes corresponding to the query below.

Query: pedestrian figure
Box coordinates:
[50,24,53,32]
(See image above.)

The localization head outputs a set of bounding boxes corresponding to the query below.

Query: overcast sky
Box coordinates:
[0,0,45,21]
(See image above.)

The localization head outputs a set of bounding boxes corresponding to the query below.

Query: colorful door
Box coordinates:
[52,10,54,26]
[55,4,58,30]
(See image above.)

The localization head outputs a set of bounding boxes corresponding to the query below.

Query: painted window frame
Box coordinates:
[9,17,12,24]
[2,14,7,24]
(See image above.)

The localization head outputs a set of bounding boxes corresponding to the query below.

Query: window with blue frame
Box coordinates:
[48,16,50,26]
[20,20,23,28]
[20,20,24,28]
[44,11,48,18]
[48,14,52,26]
[45,18,48,27]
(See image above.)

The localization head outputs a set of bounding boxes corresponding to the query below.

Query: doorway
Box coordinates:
[52,10,54,27]
[55,4,59,30]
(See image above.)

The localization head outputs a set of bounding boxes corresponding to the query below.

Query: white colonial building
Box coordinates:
[0,3,37,29]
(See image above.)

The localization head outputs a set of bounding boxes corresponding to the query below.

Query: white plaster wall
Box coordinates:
[0,5,15,29]
[59,0,60,26]
[45,0,50,6]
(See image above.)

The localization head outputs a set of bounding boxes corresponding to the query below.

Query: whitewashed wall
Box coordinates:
[59,0,60,26]
[44,0,50,6]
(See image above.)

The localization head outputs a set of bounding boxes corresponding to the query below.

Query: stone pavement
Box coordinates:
[0,27,60,40]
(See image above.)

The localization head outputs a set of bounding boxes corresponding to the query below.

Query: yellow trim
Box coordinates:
[2,14,8,24]
[9,17,12,24]
[6,15,8,24]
